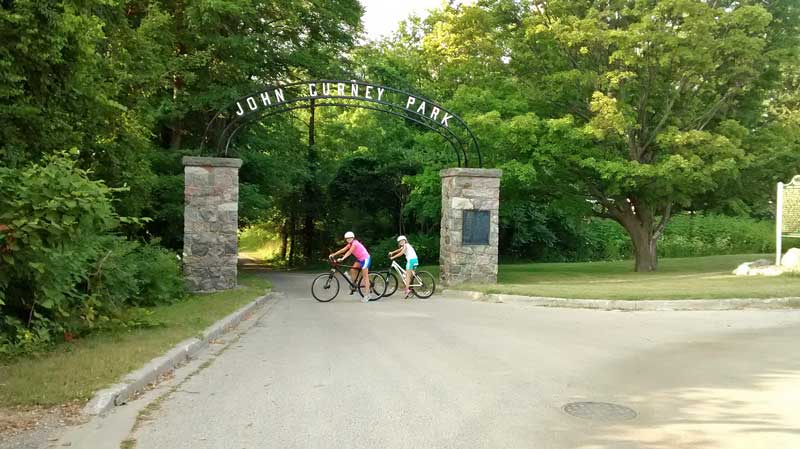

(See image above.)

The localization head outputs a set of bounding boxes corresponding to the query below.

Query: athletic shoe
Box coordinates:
[361,294,371,303]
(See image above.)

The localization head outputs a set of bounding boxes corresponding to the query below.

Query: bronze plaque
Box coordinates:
[462,210,490,245]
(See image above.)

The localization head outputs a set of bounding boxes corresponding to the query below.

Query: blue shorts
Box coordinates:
[356,256,371,270]
[406,258,419,271]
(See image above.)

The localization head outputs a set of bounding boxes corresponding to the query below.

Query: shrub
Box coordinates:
[370,233,440,267]
[658,214,773,257]
[578,214,774,261]
[578,218,631,261]
[0,152,184,356]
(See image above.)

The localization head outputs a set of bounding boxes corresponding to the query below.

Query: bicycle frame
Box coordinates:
[389,260,423,288]
[329,260,366,290]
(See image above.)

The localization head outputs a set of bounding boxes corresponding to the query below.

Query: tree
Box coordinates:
[415,0,799,270]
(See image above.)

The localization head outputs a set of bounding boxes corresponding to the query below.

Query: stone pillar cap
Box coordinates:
[183,156,243,168]
[440,168,502,178]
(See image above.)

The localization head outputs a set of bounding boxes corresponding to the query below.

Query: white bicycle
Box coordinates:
[378,259,436,299]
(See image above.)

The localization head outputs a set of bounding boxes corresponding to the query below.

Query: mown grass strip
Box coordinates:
[0,273,271,407]
[457,254,800,300]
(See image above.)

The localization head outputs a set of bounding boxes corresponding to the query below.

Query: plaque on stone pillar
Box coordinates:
[462,210,490,245]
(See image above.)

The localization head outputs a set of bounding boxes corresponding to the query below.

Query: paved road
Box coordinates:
[130,272,800,449]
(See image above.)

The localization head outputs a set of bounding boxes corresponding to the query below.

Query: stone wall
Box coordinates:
[439,168,502,285]
[182,157,242,292]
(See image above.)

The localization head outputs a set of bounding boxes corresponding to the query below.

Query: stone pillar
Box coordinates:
[182,156,242,292]
[439,168,502,286]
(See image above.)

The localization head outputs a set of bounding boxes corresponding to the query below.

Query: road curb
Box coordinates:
[82,291,277,416]
[439,289,800,311]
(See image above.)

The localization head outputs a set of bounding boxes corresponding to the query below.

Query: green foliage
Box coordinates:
[372,0,800,271]
[658,214,774,258]
[371,233,440,267]
[579,219,632,261]
[579,214,775,261]
[0,154,183,357]
[90,238,185,308]
[0,152,121,309]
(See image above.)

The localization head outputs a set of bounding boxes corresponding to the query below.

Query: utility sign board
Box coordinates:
[775,175,800,264]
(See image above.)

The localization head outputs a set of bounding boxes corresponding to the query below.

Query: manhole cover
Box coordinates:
[562,402,637,422]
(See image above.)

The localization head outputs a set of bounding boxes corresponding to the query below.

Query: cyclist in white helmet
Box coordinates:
[389,235,418,298]
[330,231,373,302]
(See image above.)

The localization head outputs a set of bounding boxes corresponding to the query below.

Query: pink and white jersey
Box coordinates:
[350,239,370,261]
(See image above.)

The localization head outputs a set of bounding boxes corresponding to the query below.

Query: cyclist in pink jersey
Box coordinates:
[329,231,373,302]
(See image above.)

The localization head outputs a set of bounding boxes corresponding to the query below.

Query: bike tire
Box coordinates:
[381,270,399,297]
[371,273,388,298]
[311,273,339,302]
[412,271,436,299]
[359,273,387,299]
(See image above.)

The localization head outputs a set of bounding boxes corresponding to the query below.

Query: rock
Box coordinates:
[780,248,800,271]
[733,262,752,276]
[733,260,784,276]
[749,265,784,276]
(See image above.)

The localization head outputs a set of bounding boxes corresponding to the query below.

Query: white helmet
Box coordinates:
[344,231,355,239]
[396,235,407,243]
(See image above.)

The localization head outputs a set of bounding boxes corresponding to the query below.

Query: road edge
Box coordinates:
[439,289,800,311]
[82,291,277,416]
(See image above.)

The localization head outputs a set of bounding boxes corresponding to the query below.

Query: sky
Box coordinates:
[359,0,442,39]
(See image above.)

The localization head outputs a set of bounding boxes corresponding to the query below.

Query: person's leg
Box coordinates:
[404,260,412,297]
[360,257,372,302]
[350,262,359,282]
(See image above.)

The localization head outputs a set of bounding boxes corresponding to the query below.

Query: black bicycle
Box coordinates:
[311,257,387,302]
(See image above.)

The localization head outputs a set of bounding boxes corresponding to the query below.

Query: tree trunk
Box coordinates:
[630,227,658,272]
[302,215,314,262]
[302,99,317,263]
[170,119,183,150]
[280,219,288,260]
[288,214,297,267]
[607,198,671,273]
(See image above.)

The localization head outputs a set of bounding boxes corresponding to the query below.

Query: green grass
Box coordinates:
[0,273,271,407]
[238,225,281,261]
[457,254,800,300]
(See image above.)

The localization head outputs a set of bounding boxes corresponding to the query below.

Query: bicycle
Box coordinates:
[311,257,387,302]
[381,259,436,299]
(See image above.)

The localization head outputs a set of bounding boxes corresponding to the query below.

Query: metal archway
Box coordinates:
[200,80,482,168]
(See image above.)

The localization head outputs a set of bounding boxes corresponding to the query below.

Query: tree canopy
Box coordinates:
[2,0,799,271]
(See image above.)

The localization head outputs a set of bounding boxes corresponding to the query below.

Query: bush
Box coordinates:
[370,233,440,268]
[578,219,631,261]
[88,238,185,308]
[578,214,774,261]
[658,214,773,258]
[0,153,184,356]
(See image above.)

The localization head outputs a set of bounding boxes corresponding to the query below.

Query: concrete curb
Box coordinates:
[439,289,800,311]
[82,291,277,416]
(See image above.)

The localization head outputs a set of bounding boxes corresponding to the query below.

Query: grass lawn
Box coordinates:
[0,273,271,407]
[457,254,800,300]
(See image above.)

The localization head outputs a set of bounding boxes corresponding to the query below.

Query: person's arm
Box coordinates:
[329,245,349,258]
[390,246,407,260]
[338,246,354,261]
[388,248,401,259]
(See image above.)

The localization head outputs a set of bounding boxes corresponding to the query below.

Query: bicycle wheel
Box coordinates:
[411,271,436,299]
[359,273,387,299]
[381,271,399,297]
[370,273,387,298]
[311,273,339,302]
